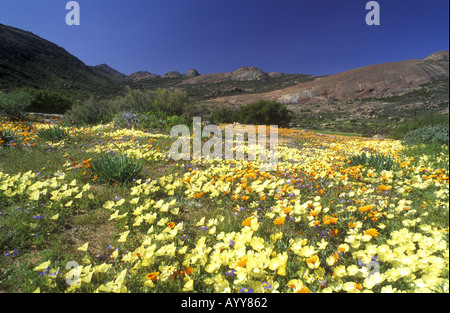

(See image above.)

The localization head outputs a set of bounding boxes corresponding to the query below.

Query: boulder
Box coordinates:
[162,71,183,79]
[184,68,200,78]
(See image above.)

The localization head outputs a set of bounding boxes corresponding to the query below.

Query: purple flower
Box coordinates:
[225,269,237,276]
[107,245,119,251]
[262,281,271,290]
[239,287,254,293]
[4,250,18,257]
[33,214,45,219]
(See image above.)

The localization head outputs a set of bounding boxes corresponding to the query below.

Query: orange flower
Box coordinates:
[348,222,358,229]
[260,195,266,201]
[331,252,339,262]
[358,205,373,213]
[241,217,252,227]
[193,192,205,199]
[145,271,160,282]
[273,217,285,225]
[167,222,176,229]
[306,255,320,268]
[297,287,312,293]
[185,267,193,275]
[364,228,379,237]
[236,256,248,268]
[331,229,338,236]
[378,185,391,191]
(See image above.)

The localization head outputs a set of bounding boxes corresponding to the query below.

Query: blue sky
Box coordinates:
[1,0,448,76]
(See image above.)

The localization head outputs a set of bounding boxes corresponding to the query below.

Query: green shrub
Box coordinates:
[136,111,188,132]
[138,110,168,130]
[91,152,143,185]
[0,91,34,121]
[108,88,188,116]
[390,113,449,140]
[402,125,449,146]
[348,152,396,172]
[63,97,114,126]
[26,89,73,114]
[36,126,71,142]
[211,107,234,124]
[232,100,291,127]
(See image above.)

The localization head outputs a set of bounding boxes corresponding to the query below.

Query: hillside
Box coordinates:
[208,51,449,107]
[0,23,125,99]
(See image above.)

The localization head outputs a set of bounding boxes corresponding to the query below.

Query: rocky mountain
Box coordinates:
[127,71,161,80]
[0,23,125,98]
[182,66,269,84]
[162,71,183,79]
[209,51,449,106]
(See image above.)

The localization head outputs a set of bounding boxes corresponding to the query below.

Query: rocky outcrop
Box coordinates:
[230,66,268,81]
[184,68,200,78]
[127,71,160,80]
[182,66,268,84]
[162,71,183,79]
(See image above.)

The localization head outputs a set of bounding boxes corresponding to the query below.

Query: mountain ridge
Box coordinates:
[0,23,448,107]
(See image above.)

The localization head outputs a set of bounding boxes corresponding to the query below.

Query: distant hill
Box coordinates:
[209,51,449,106]
[0,23,125,99]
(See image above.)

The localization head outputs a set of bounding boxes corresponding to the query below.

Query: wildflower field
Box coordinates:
[0,117,448,293]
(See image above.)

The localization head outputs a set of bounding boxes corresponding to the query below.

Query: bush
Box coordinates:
[108,88,188,116]
[63,97,114,126]
[26,89,73,114]
[91,152,143,185]
[0,91,33,121]
[138,111,188,132]
[211,107,234,124]
[232,100,291,127]
[402,125,449,146]
[390,113,449,140]
[348,152,396,172]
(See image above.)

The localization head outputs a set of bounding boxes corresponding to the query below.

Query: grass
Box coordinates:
[0,118,448,293]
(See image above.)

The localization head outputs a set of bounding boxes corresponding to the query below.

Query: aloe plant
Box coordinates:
[348,152,396,172]
[91,152,143,185]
